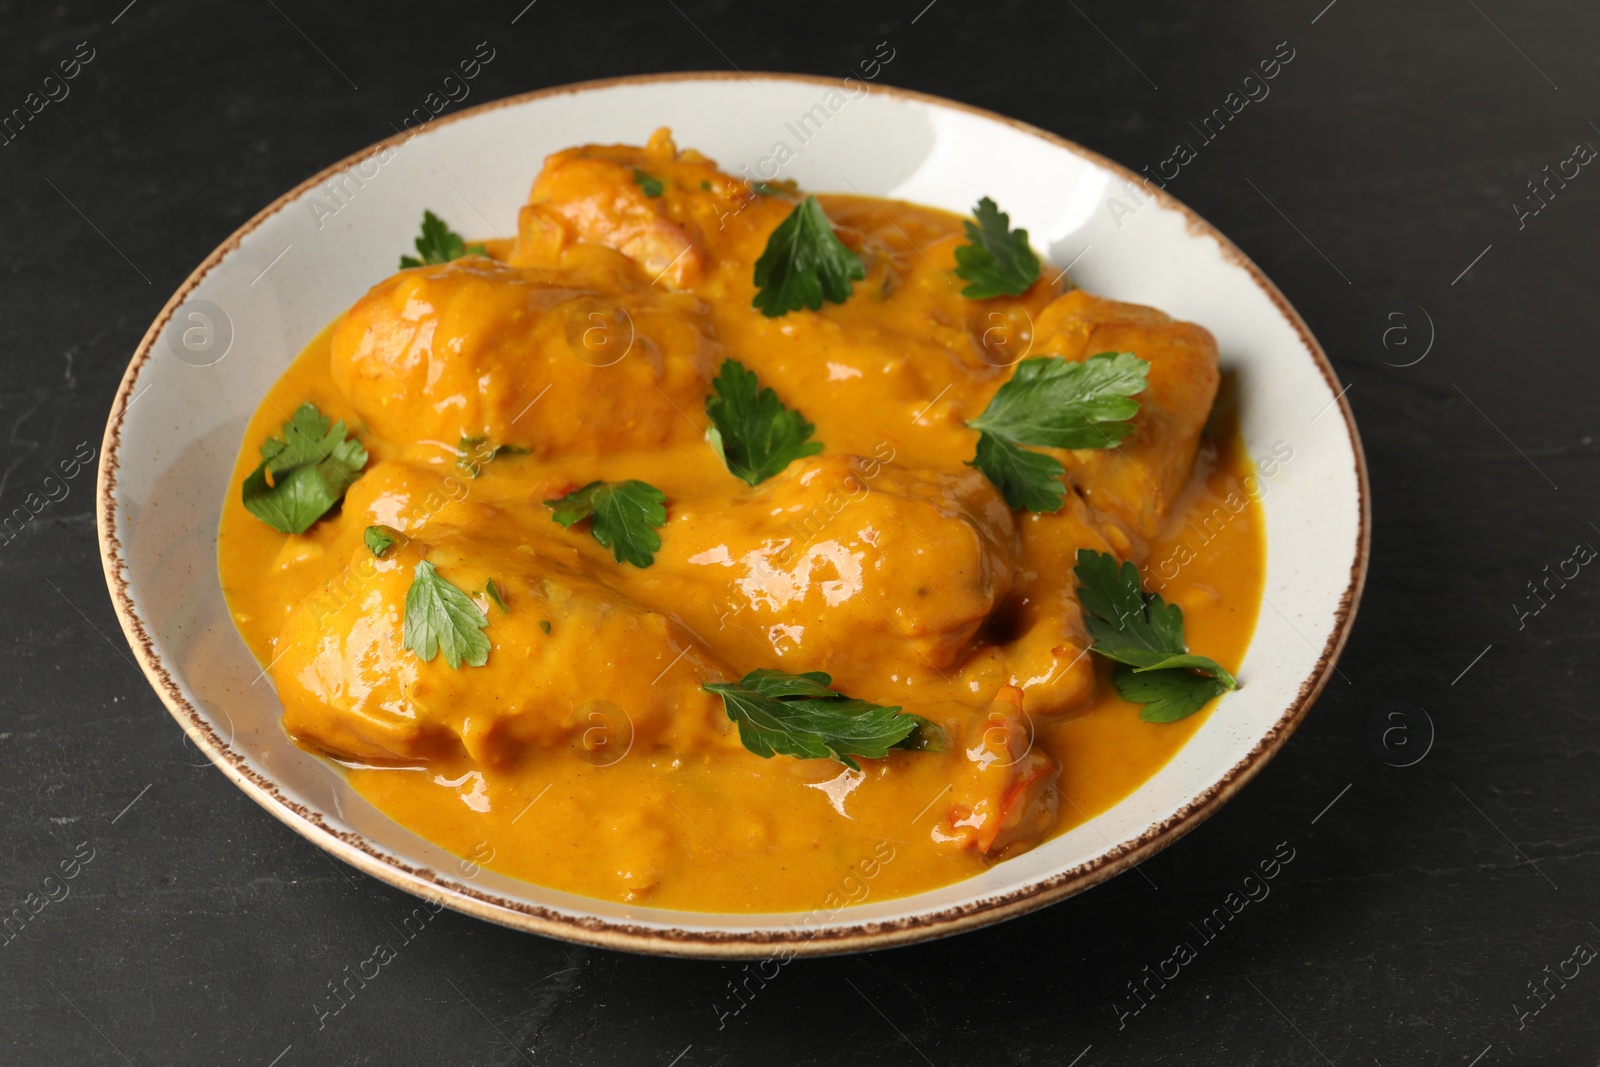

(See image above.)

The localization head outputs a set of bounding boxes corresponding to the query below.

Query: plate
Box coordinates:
[97,72,1368,958]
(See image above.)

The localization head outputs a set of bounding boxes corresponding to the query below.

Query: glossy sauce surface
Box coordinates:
[217,131,1264,912]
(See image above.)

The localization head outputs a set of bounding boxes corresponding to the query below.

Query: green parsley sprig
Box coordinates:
[403,560,491,670]
[703,668,941,771]
[544,480,668,568]
[953,197,1041,299]
[241,403,367,534]
[965,352,1149,512]
[705,360,822,485]
[399,210,487,269]
[1073,549,1237,722]
[969,431,1070,514]
[752,196,865,317]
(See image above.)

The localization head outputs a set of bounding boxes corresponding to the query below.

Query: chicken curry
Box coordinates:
[218,130,1265,912]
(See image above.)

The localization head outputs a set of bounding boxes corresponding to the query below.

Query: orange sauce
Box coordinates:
[217,130,1263,912]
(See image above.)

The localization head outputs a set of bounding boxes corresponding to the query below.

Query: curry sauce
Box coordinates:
[218,130,1264,912]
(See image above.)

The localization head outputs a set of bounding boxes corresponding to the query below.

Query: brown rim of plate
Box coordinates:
[96,71,1371,960]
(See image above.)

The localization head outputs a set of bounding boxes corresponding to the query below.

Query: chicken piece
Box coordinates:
[515,127,843,300]
[1031,289,1220,541]
[649,453,1018,696]
[330,256,718,457]
[953,488,1115,717]
[926,292,1216,716]
[518,127,720,289]
[271,460,733,765]
[931,687,1060,854]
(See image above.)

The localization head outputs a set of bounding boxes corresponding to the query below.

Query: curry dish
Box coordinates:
[218,129,1265,912]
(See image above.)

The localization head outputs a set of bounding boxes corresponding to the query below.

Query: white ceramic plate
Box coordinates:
[98,73,1368,958]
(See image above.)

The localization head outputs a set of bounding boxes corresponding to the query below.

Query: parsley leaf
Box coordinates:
[544,480,667,568]
[365,525,398,557]
[402,560,490,669]
[970,432,1067,513]
[1112,665,1230,724]
[1074,549,1236,722]
[483,579,508,614]
[752,196,865,317]
[632,168,664,197]
[1075,549,1188,666]
[740,668,837,698]
[704,668,939,771]
[398,210,487,269]
[705,359,822,485]
[970,353,1148,449]
[241,403,367,534]
[965,352,1149,511]
[953,197,1041,299]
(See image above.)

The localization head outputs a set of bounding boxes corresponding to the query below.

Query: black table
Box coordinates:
[4,1,1596,1063]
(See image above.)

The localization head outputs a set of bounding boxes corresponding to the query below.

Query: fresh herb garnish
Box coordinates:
[751,196,865,317]
[240,403,367,534]
[544,480,668,568]
[1073,549,1237,722]
[969,431,1069,514]
[539,620,551,635]
[402,560,490,670]
[1110,665,1231,724]
[953,197,1041,299]
[483,579,509,614]
[398,210,487,269]
[703,668,940,771]
[704,359,822,485]
[456,436,528,477]
[632,169,665,198]
[364,525,398,557]
[965,352,1149,512]
[970,352,1147,449]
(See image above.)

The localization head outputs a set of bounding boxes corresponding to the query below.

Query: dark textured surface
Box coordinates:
[3,1,1597,1063]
